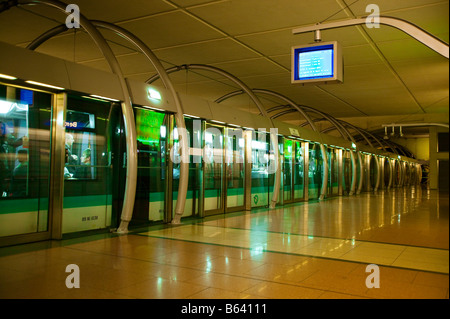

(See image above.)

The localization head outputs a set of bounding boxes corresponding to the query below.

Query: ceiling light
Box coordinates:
[147,88,161,100]
[143,105,164,112]
[184,114,200,119]
[82,95,109,102]
[90,94,119,102]
[0,73,17,80]
[25,80,64,90]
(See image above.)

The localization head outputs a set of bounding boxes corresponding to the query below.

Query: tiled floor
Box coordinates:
[0,187,448,299]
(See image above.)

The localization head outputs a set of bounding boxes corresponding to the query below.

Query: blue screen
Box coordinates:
[20,89,34,105]
[294,44,334,81]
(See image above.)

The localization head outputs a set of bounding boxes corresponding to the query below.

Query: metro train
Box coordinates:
[0,41,421,247]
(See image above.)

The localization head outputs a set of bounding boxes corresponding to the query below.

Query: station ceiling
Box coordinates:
[0,0,448,136]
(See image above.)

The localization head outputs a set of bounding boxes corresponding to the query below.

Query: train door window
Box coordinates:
[327,147,339,196]
[369,155,377,191]
[283,139,293,202]
[134,107,168,223]
[225,127,245,212]
[203,123,224,214]
[293,140,304,200]
[383,157,391,187]
[342,150,352,195]
[62,95,114,234]
[394,160,401,187]
[0,84,51,239]
[363,154,370,191]
[404,162,411,186]
[308,143,322,199]
[356,152,362,190]
[410,163,417,185]
[251,131,270,208]
[172,116,201,218]
[267,135,281,206]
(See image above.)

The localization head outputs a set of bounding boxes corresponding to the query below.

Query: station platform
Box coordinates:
[0,187,448,299]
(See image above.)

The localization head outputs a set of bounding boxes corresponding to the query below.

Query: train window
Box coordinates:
[64,110,97,180]
[1,98,30,197]
[438,132,449,152]
[0,84,51,237]
[308,143,323,199]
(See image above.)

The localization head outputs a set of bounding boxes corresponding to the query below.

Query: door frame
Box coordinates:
[223,126,246,214]
[202,122,246,216]
[283,138,307,204]
[202,121,225,216]
[0,89,64,247]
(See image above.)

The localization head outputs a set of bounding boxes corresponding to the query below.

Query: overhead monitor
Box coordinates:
[291,41,343,85]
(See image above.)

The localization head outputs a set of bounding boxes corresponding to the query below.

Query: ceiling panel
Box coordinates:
[422,96,449,114]
[266,84,365,117]
[341,44,383,66]
[20,0,174,23]
[211,58,286,78]
[187,0,348,36]
[376,37,450,61]
[33,31,138,63]
[320,63,424,115]
[79,58,111,73]
[154,38,260,65]
[169,0,226,8]
[118,11,224,49]
[390,57,449,110]
[0,7,60,44]
[344,0,447,16]
[171,78,248,103]
[236,26,370,58]
[363,2,450,43]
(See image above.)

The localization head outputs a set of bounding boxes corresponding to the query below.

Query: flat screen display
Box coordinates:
[298,47,333,80]
[294,44,334,81]
[292,41,342,84]
[65,110,95,130]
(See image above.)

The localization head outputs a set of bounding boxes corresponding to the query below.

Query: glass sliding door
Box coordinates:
[0,83,52,243]
[356,152,362,192]
[308,142,323,200]
[293,141,305,201]
[133,107,168,223]
[328,147,339,197]
[362,154,370,191]
[203,122,224,215]
[62,95,115,234]
[283,139,293,203]
[172,116,201,218]
[342,150,352,195]
[251,131,270,208]
[283,139,305,203]
[368,155,377,191]
[224,127,245,212]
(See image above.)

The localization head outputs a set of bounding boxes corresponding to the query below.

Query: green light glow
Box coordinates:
[136,108,165,145]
